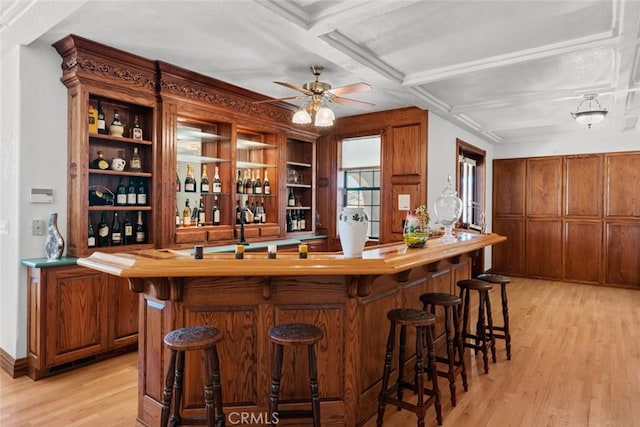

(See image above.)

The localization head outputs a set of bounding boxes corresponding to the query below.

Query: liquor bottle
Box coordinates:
[116,177,127,206]
[111,212,122,245]
[191,200,199,224]
[235,200,242,225]
[175,205,181,227]
[176,171,181,192]
[255,202,265,224]
[129,147,142,172]
[92,151,109,170]
[286,210,292,232]
[251,200,259,223]
[88,222,96,248]
[183,198,192,226]
[291,210,298,232]
[97,212,109,247]
[135,211,145,243]
[137,179,147,205]
[88,103,98,134]
[263,170,270,195]
[184,164,196,193]
[253,170,262,195]
[288,188,295,207]
[127,178,137,205]
[212,166,222,193]
[123,213,134,245]
[244,170,252,195]
[131,115,143,140]
[109,109,124,137]
[236,170,243,194]
[245,200,254,223]
[212,196,221,226]
[299,210,306,230]
[200,164,210,193]
[198,198,206,226]
[97,100,107,134]
[260,202,266,223]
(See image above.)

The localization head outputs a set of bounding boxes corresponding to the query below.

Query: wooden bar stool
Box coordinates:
[376,308,442,427]
[457,279,496,374]
[419,293,468,406]
[268,323,323,427]
[160,325,225,427]
[477,273,512,360]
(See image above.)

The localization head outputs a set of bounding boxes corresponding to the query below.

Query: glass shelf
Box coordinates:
[177,153,229,164]
[237,138,276,150]
[176,126,228,141]
[236,160,277,169]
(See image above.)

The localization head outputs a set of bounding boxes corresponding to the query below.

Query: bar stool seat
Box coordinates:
[477,273,512,360]
[268,323,323,427]
[377,308,442,427]
[160,325,225,427]
[457,279,496,374]
[420,293,468,407]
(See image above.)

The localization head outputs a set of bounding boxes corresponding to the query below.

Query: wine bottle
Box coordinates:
[127,178,137,205]
[212,166,222,194]
[88,103,98,134]
[251,200,259,224]
[299,210,306,230]
[244,170,252,195]
[212,196,221,226]
[135,211,145,243]
[197,198,206,226]
[123,213,134,245]
[235,200,242,224]
[200,164,210,193]
[111,211,122,245]
[176,170,181,192]
[109,109,124,137]
[97,212,109,247]
[291,210,298,231]
[92,151,109,170]
[253,170,262,195]
[137,179,147,205]
[288,188,295,207]
[260,202,266,223]
[130,147,142,172]
[131,115,143,140]
[175,205,181,227]
[88,222,96,248]
[184,164,196,193]
[97,100,107,134]
[263,170,270,195]
[245,200,254,223]
[183,198,192,226]
[286,210,292,232]
[236,170,243,194]
[116,177,127,206]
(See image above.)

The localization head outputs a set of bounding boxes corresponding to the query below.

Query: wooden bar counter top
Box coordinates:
[78,232,505,427]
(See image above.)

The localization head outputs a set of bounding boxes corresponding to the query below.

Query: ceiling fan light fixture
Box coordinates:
[292,108,312,124]
[314,105,334,127]
[571,94,608,129]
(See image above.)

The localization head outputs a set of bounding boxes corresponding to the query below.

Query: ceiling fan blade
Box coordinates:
[328,82,372,96]
[332,96,376,110]
[274,81,314,95]
[252,95,305,104]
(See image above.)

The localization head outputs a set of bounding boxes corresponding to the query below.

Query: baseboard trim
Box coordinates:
[0,347,28,378]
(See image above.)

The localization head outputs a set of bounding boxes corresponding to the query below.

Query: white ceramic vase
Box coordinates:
[338,207,369,258]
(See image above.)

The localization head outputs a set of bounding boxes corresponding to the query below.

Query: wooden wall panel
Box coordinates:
[525,219,562,279]
[564,221,602,284]
[492,218,525,276]
[605,152,640,217]
[493,159,525,216]
[605,222,640,288]
[360,289,396,393]
[527,157,562,217]
[391,125,421,176]
[564,154,602,217]
[391,185,421,237]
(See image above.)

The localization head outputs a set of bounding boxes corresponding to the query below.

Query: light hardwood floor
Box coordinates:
[2,278,640,426]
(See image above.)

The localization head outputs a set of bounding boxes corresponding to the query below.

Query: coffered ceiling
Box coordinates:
[2,0,640,144]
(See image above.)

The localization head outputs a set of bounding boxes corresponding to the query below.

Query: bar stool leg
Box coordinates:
[485,292,497,363]
[501,284,512,360]
[414,327,426,427]
[461,288,471,358]
[477,292,489,374]
[269,344,283,427]
[211,346,225,427]
[376,323,396,426]
[452,305,468,391]
[204,348,215,427]
[426,325,442,426]
[308,344,321,427]
[443,306,457,406]
[160,349,177,427]
[397,325,407,407]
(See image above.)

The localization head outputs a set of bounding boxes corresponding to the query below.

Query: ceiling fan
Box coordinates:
[254,66,374,126]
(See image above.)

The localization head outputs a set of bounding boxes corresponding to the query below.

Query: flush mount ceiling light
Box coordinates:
[571,94,608,129]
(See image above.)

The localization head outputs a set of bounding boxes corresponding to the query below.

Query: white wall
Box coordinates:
[427,112,495,270]
[0,41,67,359]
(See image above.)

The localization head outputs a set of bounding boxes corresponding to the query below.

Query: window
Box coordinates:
[339,136,381,239]
[457,139,485,232]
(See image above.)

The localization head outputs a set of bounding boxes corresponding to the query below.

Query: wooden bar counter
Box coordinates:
[78,232,505,426]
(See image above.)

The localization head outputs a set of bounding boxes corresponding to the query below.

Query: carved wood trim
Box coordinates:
[262,277,272,300]
[347,276,358,298]
[357,275,376,297]
[61,55,156,91]
[168,278,183,302]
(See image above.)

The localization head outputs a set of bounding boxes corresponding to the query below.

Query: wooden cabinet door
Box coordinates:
[564,220,602,284]
[46,266,107,366]
[565,155,602,217]
[605,152,640,217]
[107,275,139,348]
[493,159,525,216]
[605,222,640,288]
[492,218,525,276]
[527,157,562,217]
[525,219,562,279]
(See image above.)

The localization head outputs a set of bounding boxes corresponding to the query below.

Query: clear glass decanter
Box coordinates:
[433,175,463,243]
